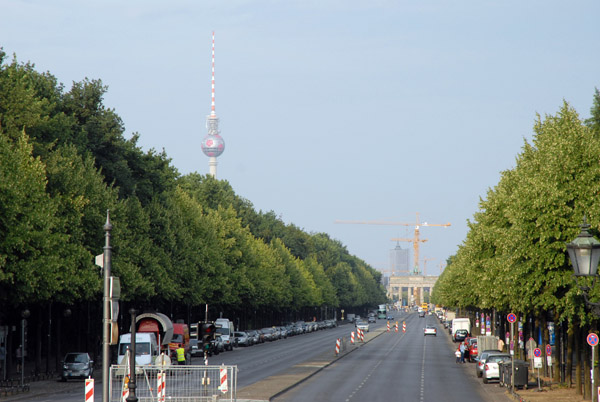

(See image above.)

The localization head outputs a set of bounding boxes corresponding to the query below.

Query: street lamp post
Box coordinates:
[566,217,600,402]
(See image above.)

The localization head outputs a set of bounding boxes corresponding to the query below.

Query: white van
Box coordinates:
[118,332,159,367]
[215,318,235,351]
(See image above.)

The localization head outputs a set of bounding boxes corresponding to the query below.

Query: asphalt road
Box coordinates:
[273,313,513,402]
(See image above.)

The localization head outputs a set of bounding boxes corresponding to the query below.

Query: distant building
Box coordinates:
[389,243,410,276]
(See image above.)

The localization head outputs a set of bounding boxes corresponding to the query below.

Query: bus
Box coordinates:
[377,304,387,319]
[421,303,428,312]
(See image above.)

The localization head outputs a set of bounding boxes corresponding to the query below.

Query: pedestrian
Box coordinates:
[16,345,22,374]
[498,338,505,352]
[455,347,461,363]
[459,342,466,363]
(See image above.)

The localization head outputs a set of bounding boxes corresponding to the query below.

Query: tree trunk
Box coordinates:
[576,323,582,395]
[553,312,561,384]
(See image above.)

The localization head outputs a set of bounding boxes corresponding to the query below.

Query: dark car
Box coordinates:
[454,329,469,342]
[61,352,94,381]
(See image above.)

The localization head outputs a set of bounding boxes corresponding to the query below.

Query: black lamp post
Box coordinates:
[126,308,138,402]
[20,309,30,389]
[566,218,600,316]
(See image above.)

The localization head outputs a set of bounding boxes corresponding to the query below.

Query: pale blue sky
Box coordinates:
[2,1,598,276]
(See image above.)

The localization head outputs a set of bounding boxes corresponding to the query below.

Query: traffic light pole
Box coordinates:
[102,212,112,402]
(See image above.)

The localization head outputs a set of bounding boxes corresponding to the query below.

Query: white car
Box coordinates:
[356,321,370,332]
[482,354,512,384]
[423,326,437,336]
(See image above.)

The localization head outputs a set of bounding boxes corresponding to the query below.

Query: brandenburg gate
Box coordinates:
[387,275,438,306]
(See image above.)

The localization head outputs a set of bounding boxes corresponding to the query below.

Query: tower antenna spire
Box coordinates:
[211,30,216,116]
[201,31,225,177]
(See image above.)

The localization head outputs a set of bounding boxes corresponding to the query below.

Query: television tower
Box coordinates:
[201,31,225,177]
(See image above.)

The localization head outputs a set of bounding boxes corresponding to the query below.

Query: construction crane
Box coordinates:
[422,257,435,276]
[335,212,450,275]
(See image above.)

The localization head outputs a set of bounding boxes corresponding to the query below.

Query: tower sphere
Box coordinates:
[201,134,225,157]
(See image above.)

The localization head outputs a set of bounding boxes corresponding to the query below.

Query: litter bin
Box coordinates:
[513,360,529,389]
[501,360,529,389]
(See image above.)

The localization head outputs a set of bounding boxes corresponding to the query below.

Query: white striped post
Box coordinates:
[85,378,94,402]
[220,364,228,393]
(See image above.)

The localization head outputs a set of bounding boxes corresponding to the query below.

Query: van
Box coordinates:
[117,332,159,367]
[215,318,235,351]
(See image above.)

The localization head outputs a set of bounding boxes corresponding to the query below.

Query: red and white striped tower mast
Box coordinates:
[201,31,225,177]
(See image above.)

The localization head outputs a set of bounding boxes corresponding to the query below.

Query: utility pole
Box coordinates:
[102,211,112,402]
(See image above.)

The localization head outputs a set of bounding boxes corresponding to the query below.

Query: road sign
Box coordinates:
[507,313,517,323]
[546,344,552,356]
[588,333,599,347]
[533,348,542,358]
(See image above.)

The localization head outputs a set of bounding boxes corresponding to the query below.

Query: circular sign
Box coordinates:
[507,313,517,323]
[587,333,599,347]
[533,348,542,358]
[546,344,552,356]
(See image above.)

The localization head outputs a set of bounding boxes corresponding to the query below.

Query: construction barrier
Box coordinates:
[403,321,406,333]
[109,364,238,402]
[350,331,355,344]
[85,378,94,402]
[157,371,165,402]
[395,322,399,333]
[387,321,390,332]
[220,364,228,393]
[335,338,341,355]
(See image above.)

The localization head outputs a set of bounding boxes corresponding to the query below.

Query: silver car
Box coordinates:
[61,352,94,381]
[475,350,502,378]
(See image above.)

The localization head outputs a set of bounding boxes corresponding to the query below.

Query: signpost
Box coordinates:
[507,313,517,390]
[546,344,552,367]
[588,333,599,402]
[534,347,542,391]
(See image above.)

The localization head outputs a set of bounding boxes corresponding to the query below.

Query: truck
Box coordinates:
[215,318,235,351]
[346,313,356,322]
[168,323,191,364]
[452,318,471,341]
[136,312,174,354]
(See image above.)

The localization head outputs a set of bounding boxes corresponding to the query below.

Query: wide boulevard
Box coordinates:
[6,312,512,402]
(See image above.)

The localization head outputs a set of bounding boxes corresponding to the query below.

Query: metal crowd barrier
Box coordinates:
[109,364,238,402]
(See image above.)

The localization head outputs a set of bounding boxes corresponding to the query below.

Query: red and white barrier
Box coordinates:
[157,372,165,402]
[121,376,129,402]
[402,322,406,333]
[357,328,364,342]
[395,322,398,333]
[335,338,341,355]
[220,364,228,393]
[85,378,94,402]
[350,331,355,344]
[387,321,390,332]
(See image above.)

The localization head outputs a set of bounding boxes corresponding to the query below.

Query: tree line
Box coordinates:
[432,91,600,398]
[0,50,387,373]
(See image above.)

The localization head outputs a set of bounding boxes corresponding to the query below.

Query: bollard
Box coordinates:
[350,331,355,344]
[387,321,390,332]
[85,378,94,402]
[403,321,406,333]
[335,338,341,355]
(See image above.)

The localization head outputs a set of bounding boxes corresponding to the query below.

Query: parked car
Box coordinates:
[453,329,469,342]
[211,334,225,355]
[356,321,369,332]
[423,326,437,336]
[234,331,252,346]
[482,353,512,384]
[246,330,260,344]
[261,328,275,341]
[476,350,502,378]
[466,337,478,361]
[61,352,94,381]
